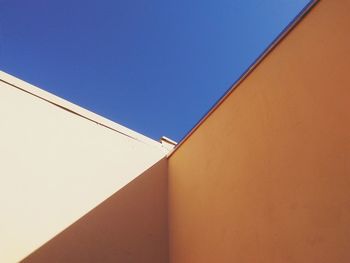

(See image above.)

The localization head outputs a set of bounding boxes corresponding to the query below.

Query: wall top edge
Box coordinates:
[0,70,167,152]
[167,0,319,158]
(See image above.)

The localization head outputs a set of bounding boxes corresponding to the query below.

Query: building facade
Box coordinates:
[0,0,349,262]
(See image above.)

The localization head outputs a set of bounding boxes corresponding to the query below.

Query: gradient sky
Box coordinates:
[0,0,311,142]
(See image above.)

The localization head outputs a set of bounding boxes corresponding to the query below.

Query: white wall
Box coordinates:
[0,72,168,263]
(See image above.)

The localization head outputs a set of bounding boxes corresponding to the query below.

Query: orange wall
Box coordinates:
[169,1,350,262]
[23,158,168,263]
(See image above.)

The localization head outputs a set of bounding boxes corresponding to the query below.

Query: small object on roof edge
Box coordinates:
[160,136,177,151]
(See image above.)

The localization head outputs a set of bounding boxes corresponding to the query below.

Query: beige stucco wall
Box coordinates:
[0,72,168,263]
[22,158,169,263]
[169,0,350,262]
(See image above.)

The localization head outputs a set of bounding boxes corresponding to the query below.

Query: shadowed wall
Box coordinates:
[0,71,167,263]
[22,158,168,263]
[169,1,350,262]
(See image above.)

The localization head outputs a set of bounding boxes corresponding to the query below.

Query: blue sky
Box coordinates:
[0,0,311,142]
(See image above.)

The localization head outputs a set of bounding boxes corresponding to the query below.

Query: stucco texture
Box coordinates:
[169,0,350,262]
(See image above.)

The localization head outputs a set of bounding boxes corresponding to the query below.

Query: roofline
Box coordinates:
[167,0,319,158]
[0,71,164,150]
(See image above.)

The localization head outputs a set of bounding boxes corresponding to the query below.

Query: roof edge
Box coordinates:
[0,70,164,150]
[168,0,319,158]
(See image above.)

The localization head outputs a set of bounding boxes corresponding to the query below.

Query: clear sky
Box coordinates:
[0,0,311,142]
